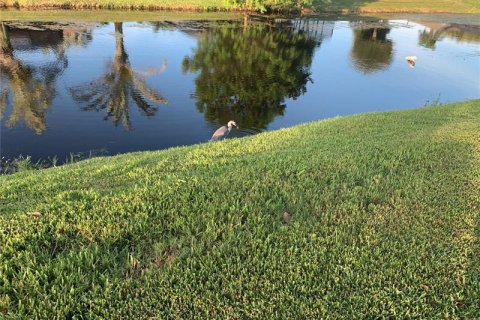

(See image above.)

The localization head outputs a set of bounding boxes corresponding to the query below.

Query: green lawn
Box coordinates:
[1,0,479,13]
[1,100,479,318]
[357,0,480,13]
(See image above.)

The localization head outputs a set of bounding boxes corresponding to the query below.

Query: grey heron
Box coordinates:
[209,120,238,142]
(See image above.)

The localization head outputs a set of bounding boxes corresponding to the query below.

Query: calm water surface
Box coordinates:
[1,15,479,163]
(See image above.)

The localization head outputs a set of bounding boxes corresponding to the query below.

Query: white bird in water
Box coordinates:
[210,120,238,142]
[405,55,417,68]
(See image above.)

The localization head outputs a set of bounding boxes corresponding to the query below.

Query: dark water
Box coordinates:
[1,15,479,163]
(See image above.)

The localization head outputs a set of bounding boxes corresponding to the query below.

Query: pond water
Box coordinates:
[1,14,479,163]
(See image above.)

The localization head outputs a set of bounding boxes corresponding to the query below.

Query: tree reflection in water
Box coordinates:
[350,24,393,74]
[70,22,167,131]
[418,23,480,50]
[182,23,317,130]
[0,22,84,134]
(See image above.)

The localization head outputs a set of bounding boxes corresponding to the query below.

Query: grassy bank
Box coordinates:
[0,0,230,11]
[0,0,479,13]
[1,100,480,318]
[326,0,480,14]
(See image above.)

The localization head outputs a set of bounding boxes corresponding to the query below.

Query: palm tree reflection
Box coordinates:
[70,22,167,130]
[0,23,55,135]
[0,22,92,134]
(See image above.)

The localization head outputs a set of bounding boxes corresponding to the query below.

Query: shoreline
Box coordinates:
[1,7,479,25]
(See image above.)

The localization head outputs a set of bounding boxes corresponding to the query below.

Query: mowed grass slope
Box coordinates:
[1,100,479,318]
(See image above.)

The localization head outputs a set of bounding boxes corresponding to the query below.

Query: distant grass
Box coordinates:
[0,8,241,21]
[1,100,480,318]
[0,0,230,10]
[0,0,479,13]
[356,0,480,14]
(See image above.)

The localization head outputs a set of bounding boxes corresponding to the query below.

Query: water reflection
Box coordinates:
[418,23,480,50]
[350,22,393,74]
[292,19,335,45]
[182,23,317,129]
[0,22,88,134]
[1,17,479,163]
[69,22,167,130]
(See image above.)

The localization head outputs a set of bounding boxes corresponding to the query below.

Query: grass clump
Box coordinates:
[0,151,104,175]
[0,100,479,318]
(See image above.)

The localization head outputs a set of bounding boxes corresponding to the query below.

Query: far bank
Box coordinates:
[0,0,479,14]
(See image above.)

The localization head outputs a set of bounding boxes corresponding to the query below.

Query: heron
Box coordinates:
[209,120,238,142]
